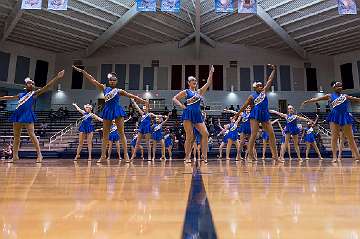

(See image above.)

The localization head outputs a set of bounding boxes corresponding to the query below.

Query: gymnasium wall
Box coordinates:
[52,42,335,111]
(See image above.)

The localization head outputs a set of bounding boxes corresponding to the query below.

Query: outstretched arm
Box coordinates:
[0,95,19,101]
[301,94,330,107]
[172,90,187,110]
[271,119,280,125]
[130,99,144,115]
[313,114,319,125]
[72,103,85,115]
[269,110,287,118]
[199,65,214,95]
[277,121,284,132]
[347,95,360,103]
[235,96,253,119]
[36,70,65,96]
[72,65,105,91]
[120,89,147,105]
[297,115,312,123]
[264,64,276,92]
[223,109,237,114]
[124,116,132,123]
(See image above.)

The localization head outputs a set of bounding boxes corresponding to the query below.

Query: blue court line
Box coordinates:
[182,167,217,239]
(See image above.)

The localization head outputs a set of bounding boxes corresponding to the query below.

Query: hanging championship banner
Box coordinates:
[338,0,357,15]
[161,0,180,12]
[137,0,156,12]
[238,0,257,14]
[21,0,42,9]
[48,0,68,10]
[215,0,234,13]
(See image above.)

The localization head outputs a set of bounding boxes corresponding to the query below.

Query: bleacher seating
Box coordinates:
[0,109,359,158]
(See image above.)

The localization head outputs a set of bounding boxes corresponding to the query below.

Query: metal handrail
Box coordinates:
[48,118,82,150]
[298,113,331,136]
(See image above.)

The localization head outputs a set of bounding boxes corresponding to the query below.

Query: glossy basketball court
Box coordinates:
[1,159,360,239]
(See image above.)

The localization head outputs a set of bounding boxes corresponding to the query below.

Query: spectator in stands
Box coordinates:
[38,122,47,138]
[229,105,235,111]
[1,143,12,160]
[316,103,321,113]
[164,106,169,116]
[325,104,330,113]
[64,107,69,118]
[236,105,240,111]
[171,105,177,119]
[48,109,56,122]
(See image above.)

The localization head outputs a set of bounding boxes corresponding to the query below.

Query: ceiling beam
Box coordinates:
[272,0,325,19]
[215,22,262,41]
[200,32,216,48]
[178,32,195,47]
[84,5,138,57]
[286,14,341,34]
[195,0,200,59]
[1,0,22,42]
[204,15,253,35]
[293,18,360,40]
[304,30,360,49]
[232,29,270,44]
[280,5,338,26]
[256,6,306,59]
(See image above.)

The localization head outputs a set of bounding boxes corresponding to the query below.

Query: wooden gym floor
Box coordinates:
[0,158,360,239]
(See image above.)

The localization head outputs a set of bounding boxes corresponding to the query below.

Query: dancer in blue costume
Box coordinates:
[300,115,323,160]
[151,114,170,160]
[216,119,228,159]
[270,105,313,161]
[0,70,64,163]
[73,103,103,161]
[192,127,202,161]
[276,121,292,160]
[337,113,360,160]
[164,128,174,160]
[72,66,147,163]
[225,106,252,160]
[173,66,214,163]
[130,129,144,160]
[235,64,278,161]
[222,116,241,160]
[302,81,360,162]
[259,119,279,160]
[130,99,164,161]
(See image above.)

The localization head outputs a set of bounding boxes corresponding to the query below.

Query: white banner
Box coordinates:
[48,0,68,10]
[21,0,42,10]
[338,0,357,15]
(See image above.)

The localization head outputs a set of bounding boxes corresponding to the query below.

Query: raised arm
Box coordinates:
[223,109,237,114]
[277,121,284,132]
[199,65,214,95]
[217,118,224,131]
[124,116,132,123]
[296,115,312,123]
[235,96,253,119]
[130,99,144,115]
[347,95,360,103]
[120,89,147,105]
[264,64,276,92]
[92,114,103,122]
[172,90,187,110]
[36,70,65,96]
[72,65,105,91]
[161,115,170,126]
[72,103,85,115]
[271,118,280,125]
[301,94,330,107]
[0,95,19,101]
[269,110,287,118]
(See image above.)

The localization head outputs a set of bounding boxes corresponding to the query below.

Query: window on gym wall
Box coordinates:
[171,65,182,90]
[280,65,291,91]
[199,65,209,88]
[71,65,83,89]
[115,64,126,89]
[34,60,48,87]
[340,63,354,89]
[253,65,264,84]
[306,68,318,91]
[213,65,223,91]
[239,67,251,91]
[15,56,30,85]
[185,65,196,87]
[0,51,10,82]
[101,64,112,84]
